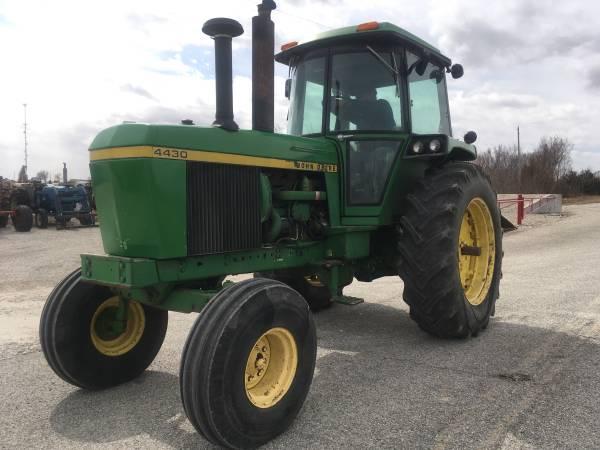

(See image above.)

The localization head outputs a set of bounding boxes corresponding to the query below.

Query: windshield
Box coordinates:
[329,50,403,133]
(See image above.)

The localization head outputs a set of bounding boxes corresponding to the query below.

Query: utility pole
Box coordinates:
[23,103,28,176]
[517,126,520,158]
[517,125,522,193]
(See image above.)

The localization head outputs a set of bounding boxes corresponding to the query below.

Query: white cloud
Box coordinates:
[0,0,599,180]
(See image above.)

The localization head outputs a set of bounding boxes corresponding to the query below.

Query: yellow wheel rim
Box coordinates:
[244,327,298,408]
[458,198,496,306]
[90,297,145,357]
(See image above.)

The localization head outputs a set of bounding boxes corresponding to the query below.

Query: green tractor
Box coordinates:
[40,3,502,448]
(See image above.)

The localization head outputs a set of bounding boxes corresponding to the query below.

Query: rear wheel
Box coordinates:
[396,162,502,338]
[180,278,317,448]
[39,269,168,389]
[12,205,33,232]
[254,270,332,310]
[0,216,8,228]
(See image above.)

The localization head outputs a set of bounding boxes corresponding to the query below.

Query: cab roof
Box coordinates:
[275,22,451,67]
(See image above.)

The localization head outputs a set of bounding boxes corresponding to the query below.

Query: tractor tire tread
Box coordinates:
[396,162,502,338]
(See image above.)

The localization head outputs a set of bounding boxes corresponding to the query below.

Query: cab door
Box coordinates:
[324,48,408,223]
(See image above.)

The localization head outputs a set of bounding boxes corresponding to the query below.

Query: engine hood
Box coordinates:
[89,123,339,173]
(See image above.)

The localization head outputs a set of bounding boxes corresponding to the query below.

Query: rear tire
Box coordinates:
[39,269,168,390]
[0,216,7,228]
[254,270,332,310]
[180,278,317,449]
[396,162,502,338]
[12,205,33,232]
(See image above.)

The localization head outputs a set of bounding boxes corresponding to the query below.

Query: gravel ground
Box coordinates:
[1,204,599,449]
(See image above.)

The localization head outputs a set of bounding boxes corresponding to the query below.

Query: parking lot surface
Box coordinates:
[1,204,599,449]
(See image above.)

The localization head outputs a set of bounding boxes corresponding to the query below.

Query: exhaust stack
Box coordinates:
[202,18,244,131]
[252,0,276,133]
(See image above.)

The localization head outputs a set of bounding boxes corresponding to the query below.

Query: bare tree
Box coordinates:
[476,145,521,193]
[477,136,573,193]
[521,137,572,193]
[36,170,49,183]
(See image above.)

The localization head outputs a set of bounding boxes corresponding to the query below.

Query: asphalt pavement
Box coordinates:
[1,204,599,449]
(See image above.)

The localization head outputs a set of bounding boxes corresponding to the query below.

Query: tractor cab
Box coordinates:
[276,22,467,212]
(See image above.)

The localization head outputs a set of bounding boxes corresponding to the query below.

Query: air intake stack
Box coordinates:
[252,0,276,133]
[202,18,244,131]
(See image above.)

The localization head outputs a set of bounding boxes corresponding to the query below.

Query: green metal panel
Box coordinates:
[91,158,187,259]
[81,254,159,287]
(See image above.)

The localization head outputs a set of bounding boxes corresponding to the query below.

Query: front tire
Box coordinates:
[39,269,168,390]
[396,162,502,338]
[180,278,317,449]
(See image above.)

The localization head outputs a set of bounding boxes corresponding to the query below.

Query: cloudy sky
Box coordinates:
[1,0,599,180]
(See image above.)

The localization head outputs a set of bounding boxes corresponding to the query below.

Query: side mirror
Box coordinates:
[285,78,292,99]
[464,131,477,144]
[450,64,464,79]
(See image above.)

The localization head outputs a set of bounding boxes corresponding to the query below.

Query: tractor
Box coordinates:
[34,184,95,229]
[0,177,34,232]
[40,2,503,448]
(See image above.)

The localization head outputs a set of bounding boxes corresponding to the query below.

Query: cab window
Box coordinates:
[407,51,451,135]
[287,55,326,136]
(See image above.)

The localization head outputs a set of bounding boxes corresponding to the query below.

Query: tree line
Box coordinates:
[476,136,600,196]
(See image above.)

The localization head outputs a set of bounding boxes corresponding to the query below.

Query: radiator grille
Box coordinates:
[187,162,261,255]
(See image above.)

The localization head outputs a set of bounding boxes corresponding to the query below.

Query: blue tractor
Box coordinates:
[35,184,95,229]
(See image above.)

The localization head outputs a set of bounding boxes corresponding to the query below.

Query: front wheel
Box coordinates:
[396,162,502,338]
[39,269,168,389]
[180,278,317,448]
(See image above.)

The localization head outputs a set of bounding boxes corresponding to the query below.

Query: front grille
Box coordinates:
[187,162,261,255]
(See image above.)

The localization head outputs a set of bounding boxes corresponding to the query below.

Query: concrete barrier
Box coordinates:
[530,194,562,214]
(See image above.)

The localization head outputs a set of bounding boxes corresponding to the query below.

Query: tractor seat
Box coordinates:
[353,99,396,131]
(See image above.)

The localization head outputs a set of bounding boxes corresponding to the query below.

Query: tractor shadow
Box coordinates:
[50,371,213,449]
[49,300,600,449]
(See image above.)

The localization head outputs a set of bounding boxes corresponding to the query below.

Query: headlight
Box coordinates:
[429,139,442,152]
[412,141,424,154]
